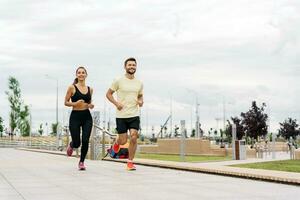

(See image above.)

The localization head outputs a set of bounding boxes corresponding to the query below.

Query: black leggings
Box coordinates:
[69,109,93,162]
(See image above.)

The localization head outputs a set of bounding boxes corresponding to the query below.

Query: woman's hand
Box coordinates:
[74,99,85,106]
[88,103,94,109]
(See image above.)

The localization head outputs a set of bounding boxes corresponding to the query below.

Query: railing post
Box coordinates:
[75,149,79,158]
[91,124,116,160]
[102,130,105,158]
[65,126,69,151]
[90,127,96,160]
[290,145,295,160]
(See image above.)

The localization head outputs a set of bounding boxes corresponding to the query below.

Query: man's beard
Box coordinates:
[126,69,136,75]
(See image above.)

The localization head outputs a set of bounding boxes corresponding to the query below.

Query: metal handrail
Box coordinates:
[93,124,117,138]
[90,124,117,160]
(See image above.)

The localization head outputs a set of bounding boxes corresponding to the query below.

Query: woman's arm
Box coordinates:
[88,87,94,109]
[64,85,76,107]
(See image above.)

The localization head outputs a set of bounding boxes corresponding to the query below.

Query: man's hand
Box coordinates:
[115,102,124,111]
[136,99,144,107]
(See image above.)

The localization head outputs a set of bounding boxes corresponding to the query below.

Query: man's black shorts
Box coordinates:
[116,116,140,134]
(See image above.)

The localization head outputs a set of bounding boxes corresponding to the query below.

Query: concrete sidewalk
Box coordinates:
[1,148,300,200]
[18,148,300,185]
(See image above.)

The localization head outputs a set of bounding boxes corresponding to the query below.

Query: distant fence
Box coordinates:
[0,124,117,160]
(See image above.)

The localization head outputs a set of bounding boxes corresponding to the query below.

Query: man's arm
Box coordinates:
[106,89,123,110]
[137,94,144,107]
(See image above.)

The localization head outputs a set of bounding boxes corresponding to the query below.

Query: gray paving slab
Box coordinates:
[0,148,299,200]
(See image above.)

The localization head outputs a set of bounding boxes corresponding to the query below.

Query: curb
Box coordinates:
[102,158,300,186]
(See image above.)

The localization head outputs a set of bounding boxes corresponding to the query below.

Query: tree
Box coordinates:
[0,117,4,137]
[150,133,157,143]
[163,126,168,138]
[51,123,59,136]
[199,126,204,137]
[190,129,196,137]
[5,77,30,137]
[278,118,300,140]
[38,123,43,136]
[5,77,22,137]
[241,101,268,140]
[214,129,218,137]
[174,125,180,137]
[18,105,30,136]
[220,129,225,147]
[208,128,213,138]
[224,117,245,141]
[191,127,203,138]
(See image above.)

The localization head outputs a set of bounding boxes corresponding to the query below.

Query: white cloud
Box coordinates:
[0,0,300,134]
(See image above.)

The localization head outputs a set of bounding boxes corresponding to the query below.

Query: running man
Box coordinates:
[106,57,144,171]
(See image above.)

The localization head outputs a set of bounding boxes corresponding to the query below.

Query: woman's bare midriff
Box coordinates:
[72,102,89,111]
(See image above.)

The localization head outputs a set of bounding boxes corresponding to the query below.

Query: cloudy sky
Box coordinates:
[0,0,299,136]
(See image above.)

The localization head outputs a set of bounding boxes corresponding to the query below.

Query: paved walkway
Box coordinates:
[17,148,300,185]
[0,148,299,200]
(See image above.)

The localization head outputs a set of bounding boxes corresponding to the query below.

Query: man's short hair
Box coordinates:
[124,57,136,66]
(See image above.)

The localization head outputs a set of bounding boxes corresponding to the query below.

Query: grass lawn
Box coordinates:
[230,160,300,173]
[135,153,230,162]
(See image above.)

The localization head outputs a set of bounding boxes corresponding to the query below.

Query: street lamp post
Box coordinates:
[223,97,226,131]
[45,75,59,125]
[146,106,149,136]
[170,95,173,138]
[45,75,59,147]
[220,95,234,147]
[55,79,58,125]
[215,117,221,144]
[45,122,48,136]
[195,96,200,138]
[187,89,200,138]
[29,104,32,147]
[190,105,193,137]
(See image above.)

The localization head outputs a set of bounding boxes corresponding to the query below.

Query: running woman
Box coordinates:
[106,57,144,171]
[64,66,94,170]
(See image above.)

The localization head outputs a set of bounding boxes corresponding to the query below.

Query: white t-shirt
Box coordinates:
[110,76,143,118]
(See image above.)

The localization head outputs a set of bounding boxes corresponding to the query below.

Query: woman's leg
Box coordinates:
[80,116,93,162]
[69,112,81,149]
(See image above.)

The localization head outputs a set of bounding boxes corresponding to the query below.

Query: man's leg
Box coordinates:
[128,129,138,161]
[112,133,128,153]
[127,116,140,169]
[126,129,138,170]
[113,118,128,152]
[116,133,128,145]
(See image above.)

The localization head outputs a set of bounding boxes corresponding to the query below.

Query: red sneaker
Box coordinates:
[112,142,120,153]
[67,144,73,156]
[78,162,86,171]
[127,162,136,171]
